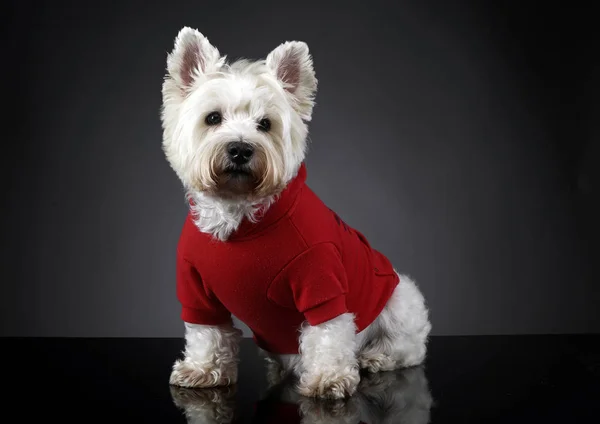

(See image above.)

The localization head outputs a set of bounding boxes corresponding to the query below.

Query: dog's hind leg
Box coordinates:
[357,273,431,372]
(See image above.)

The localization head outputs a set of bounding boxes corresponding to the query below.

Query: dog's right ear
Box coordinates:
[166,27,223,93]
[266,41,317,121]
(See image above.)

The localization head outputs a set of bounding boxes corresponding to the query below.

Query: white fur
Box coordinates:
[162,27,432,399]
[185,191,275,242]
[170,322,242,388]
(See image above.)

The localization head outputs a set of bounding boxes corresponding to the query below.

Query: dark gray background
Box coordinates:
[2,0,598,337]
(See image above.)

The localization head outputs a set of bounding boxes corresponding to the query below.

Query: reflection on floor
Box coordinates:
[171,365,432,424]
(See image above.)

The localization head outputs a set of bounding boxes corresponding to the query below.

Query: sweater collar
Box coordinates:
[228,163,307,240]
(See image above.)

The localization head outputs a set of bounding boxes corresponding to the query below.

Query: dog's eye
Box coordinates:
[257,118,271,132]
[205,111,222,126]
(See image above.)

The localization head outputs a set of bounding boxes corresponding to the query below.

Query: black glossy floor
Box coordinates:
[3,335,598,423]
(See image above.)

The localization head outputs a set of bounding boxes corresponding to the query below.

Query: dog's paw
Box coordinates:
[358,353,396,373]
[297,365,360,399]
[169,359,237,388]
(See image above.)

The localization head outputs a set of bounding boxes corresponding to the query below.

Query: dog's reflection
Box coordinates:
[171,366,432,424]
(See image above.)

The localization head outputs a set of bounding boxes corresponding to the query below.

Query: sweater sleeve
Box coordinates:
[176,253,232,326]
[268,242,349,326]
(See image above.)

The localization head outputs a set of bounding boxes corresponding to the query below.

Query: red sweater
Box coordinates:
[176,163,399,354]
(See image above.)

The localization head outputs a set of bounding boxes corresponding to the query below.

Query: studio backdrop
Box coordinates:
[2,0,598,337]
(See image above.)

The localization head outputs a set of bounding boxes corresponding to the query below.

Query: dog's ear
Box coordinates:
[166,27,223,93]
[266,41,317,121]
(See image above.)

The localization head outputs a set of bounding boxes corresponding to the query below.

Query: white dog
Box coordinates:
[161,27,431,399]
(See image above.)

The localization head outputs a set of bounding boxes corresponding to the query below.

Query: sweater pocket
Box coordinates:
[370,249,397,277]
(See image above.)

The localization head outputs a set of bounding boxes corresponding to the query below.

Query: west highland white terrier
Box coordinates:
[161,27,431,399]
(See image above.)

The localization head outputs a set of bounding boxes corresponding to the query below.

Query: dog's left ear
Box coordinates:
[266,41,317,121]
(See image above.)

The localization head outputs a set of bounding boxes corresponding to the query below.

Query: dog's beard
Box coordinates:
[218,165,256,195]
[194,143,286,200]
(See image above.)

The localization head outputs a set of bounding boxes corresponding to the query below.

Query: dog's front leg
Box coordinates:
[170,322,242,388]
[296,313,361,399]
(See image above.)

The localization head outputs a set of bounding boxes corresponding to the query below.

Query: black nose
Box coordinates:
[227,141,254,165]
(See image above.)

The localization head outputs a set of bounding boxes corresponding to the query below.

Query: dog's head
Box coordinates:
[161,27,317,201]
